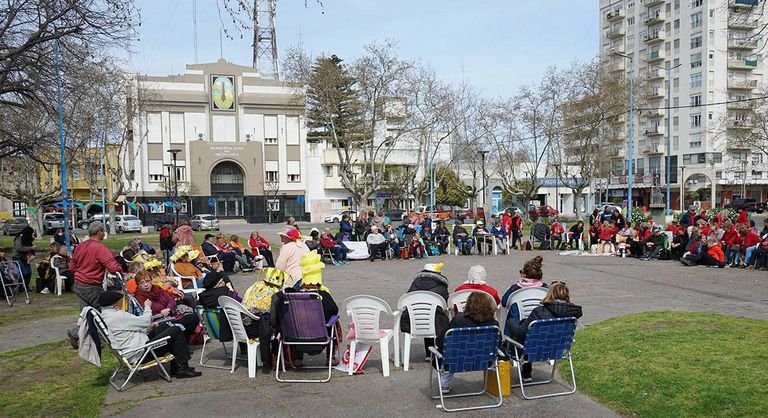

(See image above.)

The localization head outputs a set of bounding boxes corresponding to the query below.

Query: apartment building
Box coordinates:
[600,0,768,208]
[128,59,308,224]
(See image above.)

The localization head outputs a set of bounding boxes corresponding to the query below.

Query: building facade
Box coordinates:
[128,59,308,224]
[600,0,768,209]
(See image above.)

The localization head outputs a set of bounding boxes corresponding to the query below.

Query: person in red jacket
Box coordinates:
[597,220,617,253]
[705,236,725,267]
[132,271,199,338]
[501,209,513,237]
[67,221,123,349]
[455,265,500,304]
[550,219,565,250]
[665,219,681,236]
[736,208,749,226]
[740,225,762,267]
[248,230,274,267]
[720,220,740,267]
[509,211,523,249]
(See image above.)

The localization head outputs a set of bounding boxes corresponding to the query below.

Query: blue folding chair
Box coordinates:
[505,317,577,400]
[196,306,231,370]
[428,325,503,412]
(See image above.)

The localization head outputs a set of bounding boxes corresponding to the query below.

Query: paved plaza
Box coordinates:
[97,248,767,417]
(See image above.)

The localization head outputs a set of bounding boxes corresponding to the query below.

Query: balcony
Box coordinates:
[643,142,664,154]
[727,118,753,129]
[608,146,626,159]
[728,38,759,49]
[646,108,666,118]
[646,50,665,63]
[726,98,755,109]
[610,114,627,124]
[644,30,666,44]
[644,126,665,136]
[646,87,664,99]
[728,16,759,29]
[729,0,759,10]
[606,27,626,39]
[727,139,752,150]
[609,60,626,73]
[727,78,758,89]
[646,68,665,81]
[727,58,758,69]
[645,0,665,7]
[606,9,625,21]
[644,12,665,26]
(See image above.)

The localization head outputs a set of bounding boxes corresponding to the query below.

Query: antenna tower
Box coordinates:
[252,0,279,80]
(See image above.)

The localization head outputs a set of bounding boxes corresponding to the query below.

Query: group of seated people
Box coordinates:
[400,256,581,392]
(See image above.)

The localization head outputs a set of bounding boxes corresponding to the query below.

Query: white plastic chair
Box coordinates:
[50,255,70,296]
[503,287,549,324]
[218,295,263,378]
[396,291,447,371]
[446,289,496,319]
[170,263,203,296]
[343,295,400,377]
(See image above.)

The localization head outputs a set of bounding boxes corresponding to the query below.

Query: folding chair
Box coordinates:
[429,325,503,412]
[320,246,343,266]
[396,291,447,371]
[502,287,548,325]
[196,305,230,370]
[504,317,577,400]
[50,255,71,296]
[530,223,551,249]
[275,292,340,383]
[90,307,173,391]
[1,261,30,306]
[446,290,495,320]
[218,296,263,378]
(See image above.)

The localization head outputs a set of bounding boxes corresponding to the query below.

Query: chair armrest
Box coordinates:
[119,336,171,356]
[241,310,260,321]
[503,335,524,349]
[326,314,340,327]
[428,345,442,360]
[391,310,401,321]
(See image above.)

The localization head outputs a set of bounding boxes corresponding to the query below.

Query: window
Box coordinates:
[690,35,702,49]
[627,1,635,9]
[265,137,278,144]
[691,12,702,29]
[690,73,702,88]
[627,16,635,25]
[673,39,680,49]
[690,94,702,107]
[288,174,301,183]
[691,52,702,68]
[149,174,164,183]
[12,201,26,217]
[175,167,186,182]
[265,171,278,182]
[709,8,714,18]
[324,166,333,177]
[673,116,680,126]
[674,19,680,30]
[691,0,703,8]
[267,199,280,211]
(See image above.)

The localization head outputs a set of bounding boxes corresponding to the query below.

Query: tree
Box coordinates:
[433,165,469,207]
[554,59,629,220]
[263,179,280,223]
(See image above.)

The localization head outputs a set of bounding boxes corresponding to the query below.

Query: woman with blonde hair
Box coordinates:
[508,281,582,382]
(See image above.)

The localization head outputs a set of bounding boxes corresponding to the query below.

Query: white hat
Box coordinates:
[424,262,444,273]
[467,265,487,285]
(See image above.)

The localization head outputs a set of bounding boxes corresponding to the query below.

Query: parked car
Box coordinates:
[78,214,107,229]
[726,198,762,213]
[454,207,473,221]
[529,205,559,218]
[114,215,142,233]
[42,213,67,234]
[323,210,357,223]
[2,217,29,236]
[384,209,407,222]
[596,202,623,214]
[190,214,220,231]
[407,205,452,221]
[493,207,522,218]
[153,213,191,231]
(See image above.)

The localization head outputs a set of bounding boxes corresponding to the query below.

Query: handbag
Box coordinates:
[485,359,511,396]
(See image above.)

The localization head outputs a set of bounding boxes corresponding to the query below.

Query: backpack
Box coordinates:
[427,242,439,256]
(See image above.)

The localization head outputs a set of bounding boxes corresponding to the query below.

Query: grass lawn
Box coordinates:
[0,230,212,252]
[0,291,80,328]
[562,311,768,417]
[0,340,115,417]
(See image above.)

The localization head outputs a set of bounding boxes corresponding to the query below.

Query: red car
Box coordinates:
[529,205,559,217]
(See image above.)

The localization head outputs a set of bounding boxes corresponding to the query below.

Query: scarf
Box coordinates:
[515,276,544,288]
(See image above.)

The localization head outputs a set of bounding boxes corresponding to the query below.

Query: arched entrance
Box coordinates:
[491,186,502,214]
[680,168,716,211]
[210,161,244,218]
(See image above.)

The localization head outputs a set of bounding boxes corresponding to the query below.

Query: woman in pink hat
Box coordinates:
[275,228,309,288]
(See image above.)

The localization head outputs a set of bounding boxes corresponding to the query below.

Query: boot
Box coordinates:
[172,362,202,379]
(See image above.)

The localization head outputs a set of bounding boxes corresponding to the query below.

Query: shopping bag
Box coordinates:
[485,359,511,396]
[334,343,372,374]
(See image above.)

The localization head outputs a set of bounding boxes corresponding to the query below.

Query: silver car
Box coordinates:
[114,215,142,233]
[2,217,29,235]
[190,214,219,231]
[42,213,66,234]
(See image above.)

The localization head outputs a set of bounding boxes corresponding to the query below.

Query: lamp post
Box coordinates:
[167,149,181,223]
[741,159,748,198]
[679,165,686,212]
[54,38,71,252]
[553,163,561,213]
[612,50,635,223]
[653,63,682,217]
[479,150,489,208]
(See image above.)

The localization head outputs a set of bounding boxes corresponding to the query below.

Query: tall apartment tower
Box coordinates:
[600,0,768,209]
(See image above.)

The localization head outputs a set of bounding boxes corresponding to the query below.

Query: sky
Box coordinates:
[127,0,599,97]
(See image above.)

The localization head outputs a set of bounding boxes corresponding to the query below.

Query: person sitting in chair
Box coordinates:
[409,232,426,259]
[452,220,474,255]
[171,246,205,290]
[366,226,388,261]
[132,271,199,339]
[400,263,449,362]
[507,282,582,383]
[248,230,275,268]
[384,224,401,259]
[472,220,493,255]
[98,290,202,378]
[435,291,499,394]
[433,220,451,255]
[490,220,508,254]
[550,219,565,250]
[320,227,349,264]
[202,234,236,272]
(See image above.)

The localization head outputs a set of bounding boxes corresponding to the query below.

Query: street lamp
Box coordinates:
[553,163,561,213]
[167,149,181,223]
[652,63,682,217]
[679,165,686,212]
[479,150,489,208]
[612,49,635,223]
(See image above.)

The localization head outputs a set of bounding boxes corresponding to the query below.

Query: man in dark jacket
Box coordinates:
[680,206,696,228]
[641,227,665,260]
[198,271,240,342]
[400,263,450,361]
[433,220,451,255]
[452,221,473,255]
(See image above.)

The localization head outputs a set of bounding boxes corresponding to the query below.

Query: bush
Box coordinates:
[629,207,651,224]
[705,207,736,222]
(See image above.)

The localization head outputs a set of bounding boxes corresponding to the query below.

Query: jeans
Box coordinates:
[745,245,757,265]
[725,247,741,265]
[454,238,474,255]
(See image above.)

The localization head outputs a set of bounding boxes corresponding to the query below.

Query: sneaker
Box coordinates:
[441,386,452,394]
[40,288,50,294]
[522,376,533,383]
[425,355,431,362]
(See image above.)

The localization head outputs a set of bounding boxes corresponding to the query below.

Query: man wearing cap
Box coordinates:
[275,228,309,288]
[641,227,665,261]
[67,222,122,349]
[400,263,450,361]
[98,291,201,378]
[366,226,388,261]
[452,220,473,255]
[472,220,493,255]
